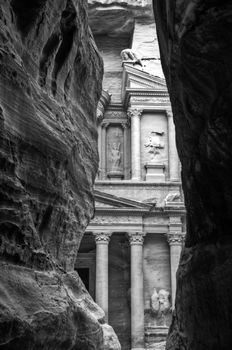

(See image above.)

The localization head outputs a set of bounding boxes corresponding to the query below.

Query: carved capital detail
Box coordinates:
[127,108,143,119]
[121,121,129,129]
[166,233,185,245]
[101,121,110,129]
[93,232,112,244]
[128,232,146,245]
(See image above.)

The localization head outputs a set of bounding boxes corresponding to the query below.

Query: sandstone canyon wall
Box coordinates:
[153,1,232,349]
[0,1,120,349]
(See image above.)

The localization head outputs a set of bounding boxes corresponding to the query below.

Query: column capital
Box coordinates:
[101,121,110,129]
[167,232,185,246]
[128,232,146,245]
[93,232,112,244]
[121,121,129,129]
[127,108,143,119]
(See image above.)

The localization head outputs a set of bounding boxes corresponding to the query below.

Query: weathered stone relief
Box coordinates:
[164,193,180,203]
[144,131,165,162]
[145,287,172,346]
[110,142,122,168]
[107,126,123,175]
[150,288,172,326]
[121,48,143,67]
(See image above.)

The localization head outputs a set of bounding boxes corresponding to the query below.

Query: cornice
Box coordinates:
[124,88,170,109]
[95,180,182,186]
[94,207,186,216]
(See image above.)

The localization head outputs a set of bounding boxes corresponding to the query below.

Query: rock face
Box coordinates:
[153,1,232,349]
[0,1,120,349]
[88,0,153,37]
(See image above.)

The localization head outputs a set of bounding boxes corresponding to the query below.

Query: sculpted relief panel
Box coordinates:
[141,112,168,180]
[144,131,165,162]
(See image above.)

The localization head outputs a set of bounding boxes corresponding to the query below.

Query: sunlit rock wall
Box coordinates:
[153,1,232,349]
[0,1,120,348]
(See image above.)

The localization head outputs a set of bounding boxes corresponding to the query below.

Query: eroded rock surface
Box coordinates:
[88,0,153,37]
[153,1,232,349]
[0,1,120,348]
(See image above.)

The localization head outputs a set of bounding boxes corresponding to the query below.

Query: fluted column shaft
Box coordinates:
[167,110,179,181]
[128,232,145,350]
[128,109,142,180]
[94,232,111,322]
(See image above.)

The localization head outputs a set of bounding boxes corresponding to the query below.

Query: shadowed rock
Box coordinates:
[153,1,232,349]
[0,1,120,349]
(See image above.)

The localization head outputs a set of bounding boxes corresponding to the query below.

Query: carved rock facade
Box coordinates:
[77,2,186,349]
[0,1,120,349]
[153,1,232,349]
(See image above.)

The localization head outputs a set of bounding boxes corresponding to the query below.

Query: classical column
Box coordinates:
[167,217,185,306]
[128,232,146,350]
[167,110,179,181]
[127,109,142,180]
[93,231,111,322]
[101,122,109,180]
[122,121,128,179]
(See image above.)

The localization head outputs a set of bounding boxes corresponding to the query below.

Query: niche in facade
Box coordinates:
[106,125,124,180]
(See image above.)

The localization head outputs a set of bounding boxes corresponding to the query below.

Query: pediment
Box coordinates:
[122,64,167,91]
[94,189,152,210]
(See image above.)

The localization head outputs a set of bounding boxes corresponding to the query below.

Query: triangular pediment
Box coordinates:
[94,189,152,210]
[122,64,167,92]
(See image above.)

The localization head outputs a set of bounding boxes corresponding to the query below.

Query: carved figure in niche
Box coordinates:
[107,127,123,173]
[110,141,121,169]
[144,131,164,161]
[150,288,171,326]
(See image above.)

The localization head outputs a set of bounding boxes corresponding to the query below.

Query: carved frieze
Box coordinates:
[90,216,142,224]
[130,96,170,104]
[104,111,126,119]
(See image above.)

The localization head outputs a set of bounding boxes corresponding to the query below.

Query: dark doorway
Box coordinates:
[77,268,90,292]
